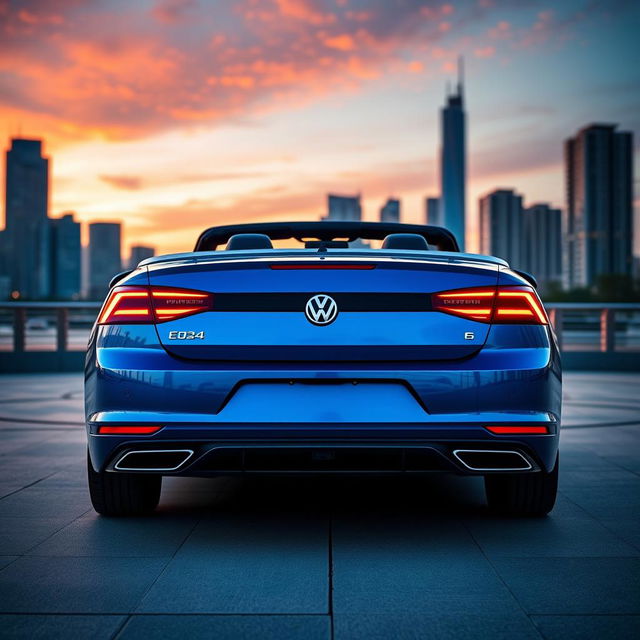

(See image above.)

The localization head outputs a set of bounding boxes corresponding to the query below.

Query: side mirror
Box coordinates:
[108,270,133,290]
[513,269,538,289]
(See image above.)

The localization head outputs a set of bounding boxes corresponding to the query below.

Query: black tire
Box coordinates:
[484,454,558,517]
[87,451,162,516]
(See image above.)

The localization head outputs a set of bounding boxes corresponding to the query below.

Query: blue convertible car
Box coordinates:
[85,221,561,517]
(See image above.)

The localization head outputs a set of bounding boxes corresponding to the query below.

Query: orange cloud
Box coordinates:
[275,0,336,25]
[323,34,356,51]
[99,175,144,190]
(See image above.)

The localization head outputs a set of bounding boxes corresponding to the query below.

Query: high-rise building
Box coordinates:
[425,197,441,226]
[479,189,523,268]
[88,222,121,299]
[324,194,362,221]
[128,245,155,269]
[522,204,562,294]
[564,124,634,289]
[440,59,466,250]
[4,138,50,299]
[0,229,9,300]
[379,198,400,223]
[50,213,81,299]
[0,230,7,282]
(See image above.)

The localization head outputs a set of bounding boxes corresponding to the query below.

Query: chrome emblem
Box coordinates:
[305,294,338,326]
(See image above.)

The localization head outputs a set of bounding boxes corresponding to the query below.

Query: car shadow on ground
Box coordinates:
[155,473,490,519]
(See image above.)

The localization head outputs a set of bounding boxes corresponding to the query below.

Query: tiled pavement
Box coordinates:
[0,372,638,639]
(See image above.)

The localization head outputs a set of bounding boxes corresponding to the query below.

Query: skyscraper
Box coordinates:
[324,194,362,221]
[50,213,81,299]
[88,222,121,299]
[128,245,155,269]
[4,138,50,299]
[425,197,441,226]
[479,189,523,268]
[522,204,562,294]
[440,59,466,250]
[564,124,634,289]
[379,198,400,223]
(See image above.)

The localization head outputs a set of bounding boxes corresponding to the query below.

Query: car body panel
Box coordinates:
[85,243,561,479]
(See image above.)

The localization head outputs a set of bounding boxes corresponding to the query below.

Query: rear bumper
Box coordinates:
[87,419,560,475]
[85,324,561,475]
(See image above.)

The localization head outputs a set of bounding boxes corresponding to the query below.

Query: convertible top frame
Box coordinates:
[194,221,460,253]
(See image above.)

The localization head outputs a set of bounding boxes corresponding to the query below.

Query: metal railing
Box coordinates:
[0,302,640,354]
[0,302,100,354]
[546,303,640,353]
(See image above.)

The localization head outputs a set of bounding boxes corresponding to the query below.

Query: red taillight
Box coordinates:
[432,286,548,324]
[485,425,549,434]
[431,288,496,322]
[494,288,547,324]
[97,287,152,324]
[150,288,212,322]
[97,426,162,434]
[270,264,376,270]
[97,286,213,324]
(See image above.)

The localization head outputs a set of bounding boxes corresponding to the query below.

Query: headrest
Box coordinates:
[226,233,274,251]
[381,233,430,251]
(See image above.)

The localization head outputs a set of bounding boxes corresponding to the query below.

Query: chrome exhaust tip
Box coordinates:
[453,449,532,472]
[114,449,194,472]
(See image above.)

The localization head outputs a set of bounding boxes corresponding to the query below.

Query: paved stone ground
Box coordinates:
[0,372,638,639]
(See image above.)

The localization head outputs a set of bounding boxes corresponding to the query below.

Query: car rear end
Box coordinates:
[85,237,560,516]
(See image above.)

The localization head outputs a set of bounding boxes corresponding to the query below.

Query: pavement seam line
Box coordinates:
[0,470,62,502]
[557,489,640,554]
[128,511,203,615]
[462,519,546,639]
[110,614,132,640]
[19,508,94,557]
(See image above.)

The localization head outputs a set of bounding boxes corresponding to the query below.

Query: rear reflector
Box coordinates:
[97,426,162,435]
[432,286,548,324]
[97,286,213,324]
[270,264,375,270]
[485,425,549,435]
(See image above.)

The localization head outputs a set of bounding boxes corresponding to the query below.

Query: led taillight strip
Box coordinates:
[98,291,149,324]
[485,425,549,435]
[97,426,162,434]
[497,290,547,323]
[270,264,376,270]
[98,286,213,324]
[432,286,548,325]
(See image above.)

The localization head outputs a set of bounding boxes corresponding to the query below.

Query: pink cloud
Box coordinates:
[151,0,197,24]
[474,45,495,58]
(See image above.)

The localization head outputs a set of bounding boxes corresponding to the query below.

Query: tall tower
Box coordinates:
[564,124,633,289]
[324,194,362,221]
[50,213,81,299]
[479,189,523,268]
[440,58,466,250]
[4,138,51,299]
[379,198,400,223]
[88,222,122,299]
[522,203,562,295]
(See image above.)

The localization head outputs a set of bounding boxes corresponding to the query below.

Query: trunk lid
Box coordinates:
[147,253,501,361]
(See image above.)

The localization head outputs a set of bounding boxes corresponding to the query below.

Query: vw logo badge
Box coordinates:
[305,294,338,326]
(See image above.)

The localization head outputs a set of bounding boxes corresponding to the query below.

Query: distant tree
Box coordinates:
[542,274,640,302]
[593,274,640,302]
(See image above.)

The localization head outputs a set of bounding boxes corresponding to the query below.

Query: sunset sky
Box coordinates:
[1,0,639,257]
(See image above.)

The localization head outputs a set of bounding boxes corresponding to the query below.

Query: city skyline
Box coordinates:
[0,0,638,256]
